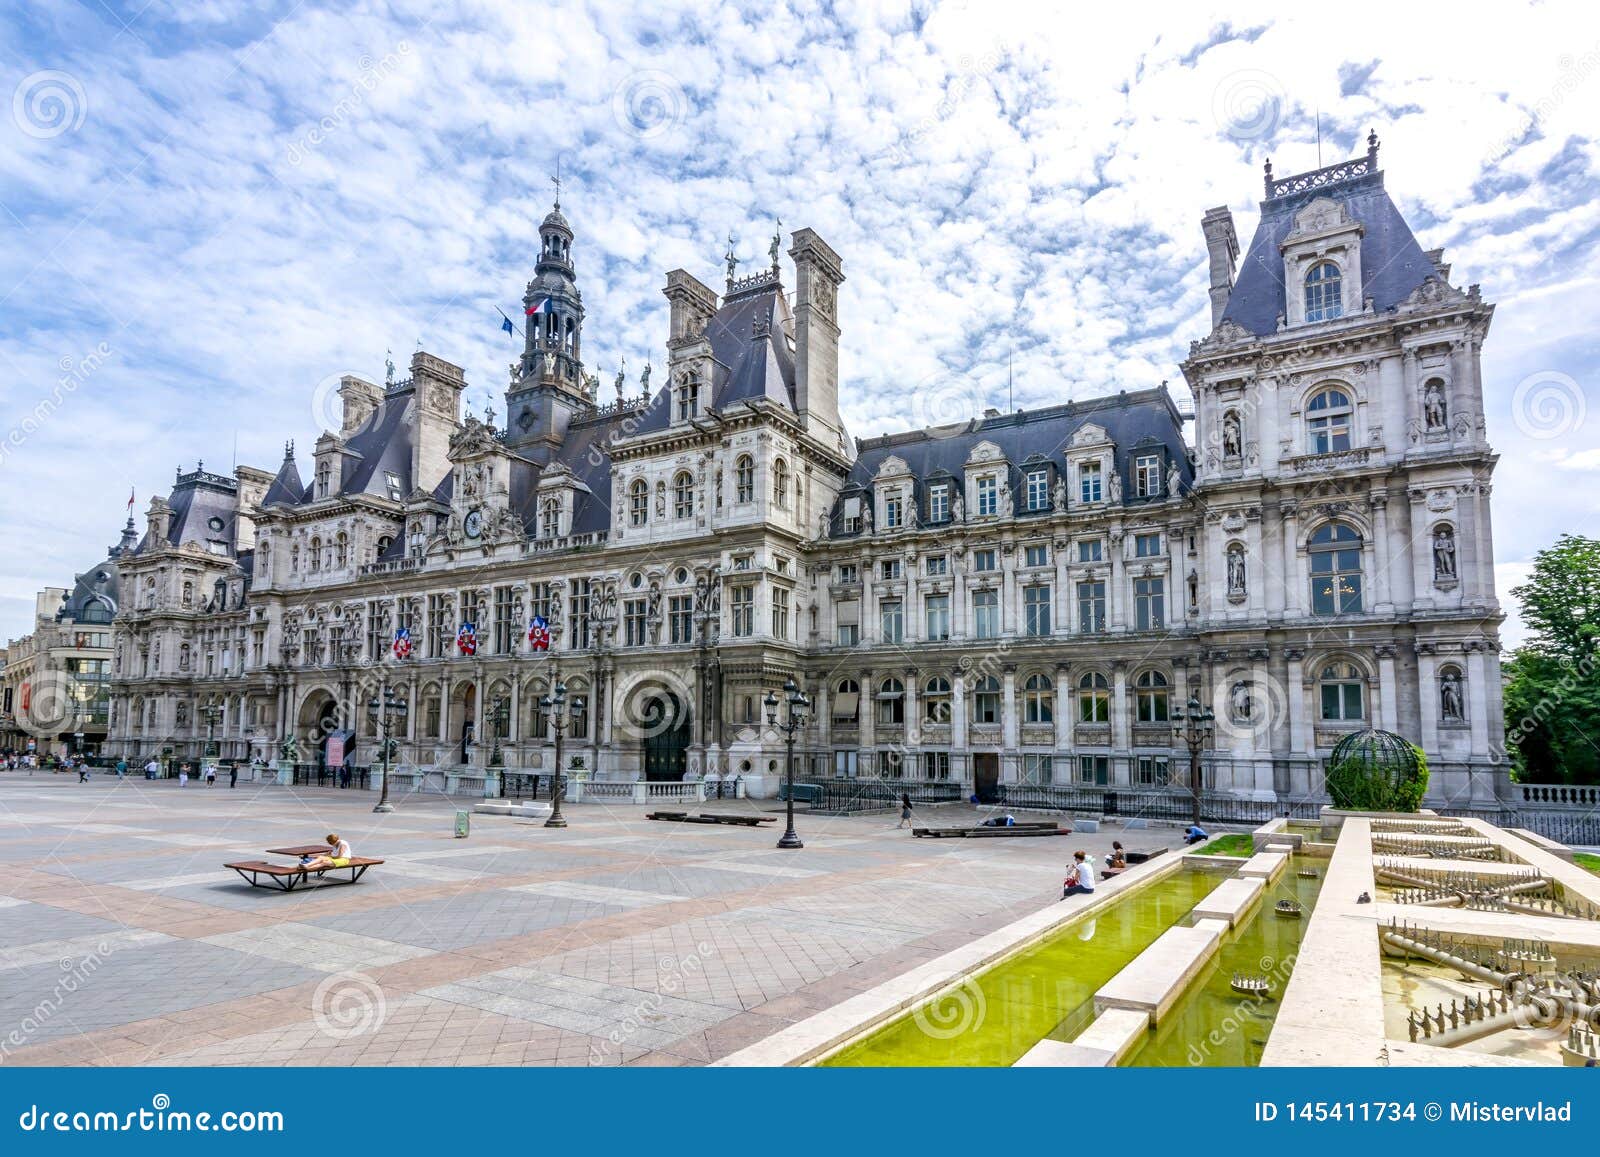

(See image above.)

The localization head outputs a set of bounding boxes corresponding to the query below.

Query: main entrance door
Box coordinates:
[973,753,1001,804]
[641,694,690,781]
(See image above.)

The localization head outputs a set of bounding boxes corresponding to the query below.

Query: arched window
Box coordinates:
[1023,673,1053,723]
[316,458,332,498]
[876,676,904,725]
[308,537,322,572]
[735,455,754,504]
[1078,671,1110,723]
[923,676,952,723]
[833,677,860,724]
[541,498,561,539]
[1309,523,1364,615]
[1306,387,1352,454]
[972,675,1001,725]
[1135,669,1170,722]
[673,471,694,519]
[773,459,789,508]
[334,532,348,568]
[628,479,648,527]
[1319,662,1365,721]
[675,375,700,421]
[1303,261,1343,323]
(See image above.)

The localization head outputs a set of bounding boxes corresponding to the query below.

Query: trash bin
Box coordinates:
[454,810,470,839]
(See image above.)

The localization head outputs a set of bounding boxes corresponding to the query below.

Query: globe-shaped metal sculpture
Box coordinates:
[1325,728,1428,812]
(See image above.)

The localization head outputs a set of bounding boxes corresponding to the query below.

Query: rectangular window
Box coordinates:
[833,749,859,779]
[623,598,648,647]
[835,598,860,647]
[493,586,513,653]
[1077,581,1107,634]
[1134,577,1165,631]
[1136,756,1170,786]
[1024,585,1051,636]
[1134,532,1162,558]
[668,595,693,644]
[1021,753,1052,786]
[973,548,997,572]
[925,554,947,576]
[837,563,858,584]
[880,749,904,779]
[1080,461,1103,504]
[976,475,998,516]
[1135,454,1161,498]
[365,599,387,658]
[426,594,447,657]
[730,586,755,637]
[836,622,859,646]
[1321,682,1364,721]
[929,484,950,523]
[880,599,904,644]
[880,559,902,580]
[771,587,790,639]
[384,471,403,501]
[925,594,950,640]
[1026,469,1049,511]
[921,751,950,781]
[568,580,591,649]
[1079,755,1109,786]
[1077,539,1103,563]
[529,582,552,626]
[973,589,1000,639]
[1024,544,1049,568]
[884,494,902,529]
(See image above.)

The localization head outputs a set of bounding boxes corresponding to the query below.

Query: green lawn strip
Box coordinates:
[1196,833,1254,857]
[1574,851,1600,875]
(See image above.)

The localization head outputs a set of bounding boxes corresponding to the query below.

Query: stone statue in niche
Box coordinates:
[1227,544,1247,595]
[1230,681,1253,722]
[655,482,666,518]
[951,492,964,522]
[1222,411,1242,459]
[860,500,873,534]
[1433,526,1457,580]
[1423,381,1448,430]
[1167,461,1183,497]
[997,480,1013,518]
[1187,568,1199,612]
[1053,477,1068,512]
[1440,671,1465,722]
[1108,471,1122,503]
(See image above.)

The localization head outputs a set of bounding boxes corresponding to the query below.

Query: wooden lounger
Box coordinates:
[647,811,776,827]
[225,857,384,891]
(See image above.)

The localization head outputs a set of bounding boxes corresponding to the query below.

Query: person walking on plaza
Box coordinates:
[115,757,127,780]
[177,764,189,787]
[144,757,158,780]
[76,759,89,783]
[204,763,217,787]
[897,791,914,829]
[229,763,238,789]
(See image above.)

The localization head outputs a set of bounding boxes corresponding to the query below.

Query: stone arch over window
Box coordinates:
[1315,657,1368,722]
[1078,670,1110,722]
[308,536,322,572]
[1305,385,1353,454]
[1134,668,1170,722]
[832,677,859,724]
[1307,521,1365,615]
[335,532,348,568]
[734,455,754,504]
[673,471,695,519]
[923,675,951,723]
[628,479,648,526]
[1023,672,1053,723]
[1303,260,1344,323]
[772,458,789,508]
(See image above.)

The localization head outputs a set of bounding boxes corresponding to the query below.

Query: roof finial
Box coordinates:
[725,233,739,288]
[385,348,395,386]
[1367,128,1380,164]
[769,219,782,272]
[1263,157,1274,197]
[284,439,295,459]
[551,155,562,211]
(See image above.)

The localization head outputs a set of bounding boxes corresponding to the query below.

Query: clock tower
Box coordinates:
[503,199,591,465]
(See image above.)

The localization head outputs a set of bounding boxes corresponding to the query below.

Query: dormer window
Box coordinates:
[976,475,998,516]
[1307,387,1353,454]
[316,459,332,499]
[1304,261,1343,323]
[1079,461,1103,504]
[929,483,949,523]
[883,493,902,529]
[541,498,561,539]
[1134,454,1161,498]
[675,375,700,421]
[384,471,402,500]
[1025,468,1049,511]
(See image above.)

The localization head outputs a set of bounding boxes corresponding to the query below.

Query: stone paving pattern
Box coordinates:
[0,776,1182,1066]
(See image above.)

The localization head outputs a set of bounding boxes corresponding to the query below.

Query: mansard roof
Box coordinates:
[160,468,241,555]
[262,448,306,507]
[832,385,1190,531]
[1221,153,1435,337]
[337,393,413,498]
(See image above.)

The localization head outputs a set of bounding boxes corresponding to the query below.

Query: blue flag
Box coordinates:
[497,308,516,337]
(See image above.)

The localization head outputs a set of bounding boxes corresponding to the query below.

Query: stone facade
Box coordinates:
[104,139,1507,807]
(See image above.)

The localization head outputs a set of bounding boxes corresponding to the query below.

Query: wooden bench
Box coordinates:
[1125,847,1167,864]
[225,857,384,891]
[646,811,776,827]
[912,824,1069,839]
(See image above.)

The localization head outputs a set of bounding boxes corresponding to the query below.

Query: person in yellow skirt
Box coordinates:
[299,833,352,871]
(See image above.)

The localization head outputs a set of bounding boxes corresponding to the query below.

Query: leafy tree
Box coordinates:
[1503,534,1600,784]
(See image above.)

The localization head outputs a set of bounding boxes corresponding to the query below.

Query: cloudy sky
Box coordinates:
[1,0,1596,646]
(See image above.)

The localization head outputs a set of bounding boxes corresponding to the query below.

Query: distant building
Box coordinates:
[104,136,1505,807]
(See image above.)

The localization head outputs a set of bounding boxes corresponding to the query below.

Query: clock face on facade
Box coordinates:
[464,508,483,539]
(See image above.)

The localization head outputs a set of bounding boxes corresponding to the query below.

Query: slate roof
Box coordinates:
[1221,167,1436,337]
[161,471,241,555]
[55,520,136,623]
[831,386,1191,535]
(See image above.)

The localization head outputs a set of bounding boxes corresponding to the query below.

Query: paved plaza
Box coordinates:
[0,775,1183,1066]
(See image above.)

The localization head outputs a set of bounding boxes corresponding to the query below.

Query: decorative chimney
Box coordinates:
[788,227,845,446]
[1201,206,1239,328]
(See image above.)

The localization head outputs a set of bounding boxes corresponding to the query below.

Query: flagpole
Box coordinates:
[497,307,525,341]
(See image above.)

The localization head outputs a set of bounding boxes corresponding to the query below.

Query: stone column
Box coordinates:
[815,682,831,748]
[950,668,968,785]
[1416,644,1439,756]
[859,667,876,775]
[1369,493,1393,613]
[1279,502,1300,616]
[1110,661,1129,785]
[1108,533,1127,631]
[1053,662,1072,754]
[903,667,920,751]
[1284,648,1308,756]
[1375,644,1399,733]
[1466,644,1490,757]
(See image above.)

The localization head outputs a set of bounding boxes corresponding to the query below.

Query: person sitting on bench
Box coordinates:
[1184,824,1210,846]
[1061,850,1096,898]
[1104,841,1127,873]
[299,833,352,871]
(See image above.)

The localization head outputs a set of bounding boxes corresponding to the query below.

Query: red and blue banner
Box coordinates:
[456,622,478,656]
[527,614,550,652]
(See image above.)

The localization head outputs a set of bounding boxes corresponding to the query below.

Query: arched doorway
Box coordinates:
[448,683,477,764]
[296,690,340,770]
[641,693,690,782]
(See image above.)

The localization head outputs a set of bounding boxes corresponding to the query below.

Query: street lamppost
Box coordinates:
[765,677,810,850]
[584,583,617,770]
[368,683,409,814]
[200,702,222,759]
[539,680,583,828]
[1171,694,1216,827]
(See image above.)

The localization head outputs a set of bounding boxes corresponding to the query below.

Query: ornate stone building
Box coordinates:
[104,137,1507,808]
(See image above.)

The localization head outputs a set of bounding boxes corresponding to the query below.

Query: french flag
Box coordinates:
[525,297,553,317]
